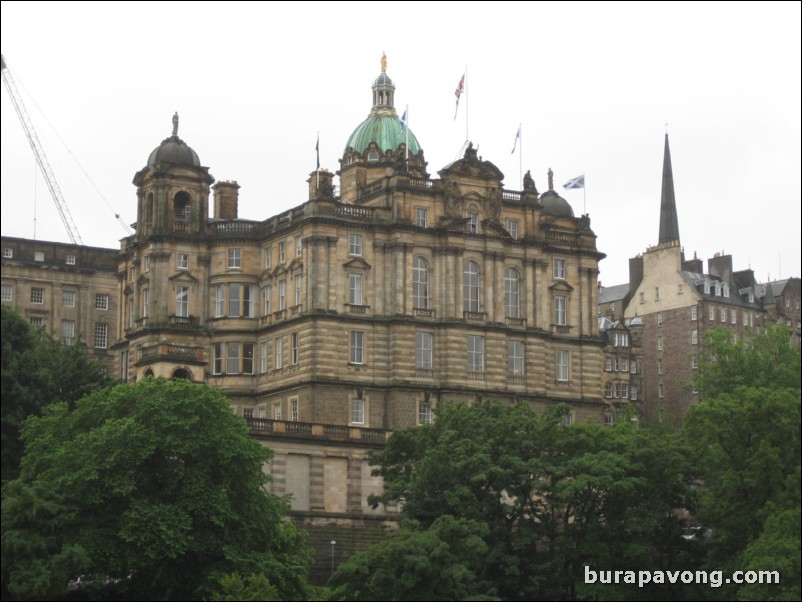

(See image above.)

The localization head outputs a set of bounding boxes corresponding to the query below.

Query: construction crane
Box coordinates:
[2,54,83,244]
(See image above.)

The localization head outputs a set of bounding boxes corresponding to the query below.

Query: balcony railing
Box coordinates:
[169,315,198,327]
[507,374,525,386]
[466,370,485,381]
[552,324,572,334]
[506,317,526,327]
[463,311,487,321]
[245,418,391,444]
[346,304,369,314]
[413,308,435,318]
[335,204,374,219]
[415,368,434,379]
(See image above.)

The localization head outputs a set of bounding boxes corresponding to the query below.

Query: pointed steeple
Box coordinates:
[658,133,680,245]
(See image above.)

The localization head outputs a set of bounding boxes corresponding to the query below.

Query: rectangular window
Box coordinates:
[416,332,433,370]
[631,359,637,374]
[613,357,619,372]
[639,292,645,304]
[95,293,109,310]
[723,284,730,298]
[294,274,302,306]
[94,323,108,348]
[30,317,44,327]
[657,312,663,327]
[621,383,629,399]
[264,246,271,269]
[743,311,749,326]
[715,283,721,296]
[731,309,737,324]
[273,403,282,420]
[467,213,478,234]
[416,207,427,228]
[144,256,151,271]
[677,284,683,294]
[419,401,432,424]
[658,360,663,375]
[279,242,286,263]
[556,350,569,381]
[555,295,566,325]
[259,341,268,374]
[691,329,698,345]
[554,259,566,279]
[263,285,272,316]
[290,398,299,422]
[507,219,519,240]
[605,382,613,398]
[2,248,12,258]
[291,332,299,365]
[467,335,484,372]
[655,287,661,301]
[63,290,75,307]
[242,343,254,374]
[621,358,629,372]
[228,248,241,268]
[350,331,364,364]
[605,356,612,371]
[1,284,12,302]
[177,253,189,269]
[507,340,525,376]
[275,337,283,370]
[605,413,614,428]
[229,283,241,317]
[258,406,266,420]
[349,234,363,256]
[142,288,149,318]
[214,285,224,317]
[720,307,726,323]
[244,284,256,318]
[128,299,134,328]
[242,408,254,420]
[658,383,664,398]
[226,343,240,374]
[121,350,129,382]
[691,306,697,321]
[176,286,189,317]
[657,336,663,351]
[349,273,363,305]
[709,305,715,321]
[31,287,44,304]
[61,320,75,345]
[213,343,223,375]
[630,385,638,401]
[66,254,76,265]
[692,355,699,370]
[278,280,286,311]
[351,399,365,424]
[34,251,44,262]
[295,235,302,258]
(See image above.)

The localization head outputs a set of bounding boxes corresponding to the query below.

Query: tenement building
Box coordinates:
[600,134,799,427]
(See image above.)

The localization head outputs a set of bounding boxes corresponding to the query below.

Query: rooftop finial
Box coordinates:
[547,168,554,191]
[172,112,179,136]
[381,52,387,73]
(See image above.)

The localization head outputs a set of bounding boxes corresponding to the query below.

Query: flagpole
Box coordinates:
[583,179,586,215]
[464,64,469,143]
[405,105,409,164]
[519,123,523,190]
[316,131,320,191]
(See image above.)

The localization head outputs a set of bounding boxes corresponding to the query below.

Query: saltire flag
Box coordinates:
[511,125,521,154]
[563,174,585,190]
[399,109,407,135]
[315,134,320,169]
[454,74,465,120]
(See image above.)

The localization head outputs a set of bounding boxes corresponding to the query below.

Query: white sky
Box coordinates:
[2,1,800,286]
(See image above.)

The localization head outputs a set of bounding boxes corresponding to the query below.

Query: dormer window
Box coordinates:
[367,150,379,162]
[704,280,710,294]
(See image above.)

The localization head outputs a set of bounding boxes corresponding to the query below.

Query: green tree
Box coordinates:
[1,378,310,600]
[1,304,111,480]
[685,326,801,600]
[367,401,695,601]
[328,516,493,601]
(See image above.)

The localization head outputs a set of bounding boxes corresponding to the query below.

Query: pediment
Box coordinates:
[549,279,574,293]
[343,256,372,271]
[168,271,199,284]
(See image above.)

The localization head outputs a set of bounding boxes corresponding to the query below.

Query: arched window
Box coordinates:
[145,193,154,224]
[463,261,480,312]
[413,257,429,309]
[504,268,520,318]
[173,191,192,222]
[172,368,192,380]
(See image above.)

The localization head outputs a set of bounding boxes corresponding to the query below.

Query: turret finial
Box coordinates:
[381,52,387,73]
[172,112,179,136]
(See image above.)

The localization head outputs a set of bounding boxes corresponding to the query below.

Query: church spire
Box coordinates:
[658,133,680,245]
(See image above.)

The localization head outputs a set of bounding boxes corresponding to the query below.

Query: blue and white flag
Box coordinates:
[563,174,585,190]
[511,125,521,154]
[399,109,407,135]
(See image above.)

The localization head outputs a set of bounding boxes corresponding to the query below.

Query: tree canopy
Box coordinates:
[359,401,695,601]
[1,378,309,601]
[1,305,112,480]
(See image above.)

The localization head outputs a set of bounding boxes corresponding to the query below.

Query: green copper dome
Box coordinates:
[345,113,421,156]
[343,57,422,157]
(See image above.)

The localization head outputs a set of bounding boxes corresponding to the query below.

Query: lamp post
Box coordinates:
[330,540,336,573]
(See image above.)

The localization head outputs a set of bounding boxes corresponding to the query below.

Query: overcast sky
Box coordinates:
[2,1,799,286]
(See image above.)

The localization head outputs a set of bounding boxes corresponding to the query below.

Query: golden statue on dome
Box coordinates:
[381,52,387,73]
